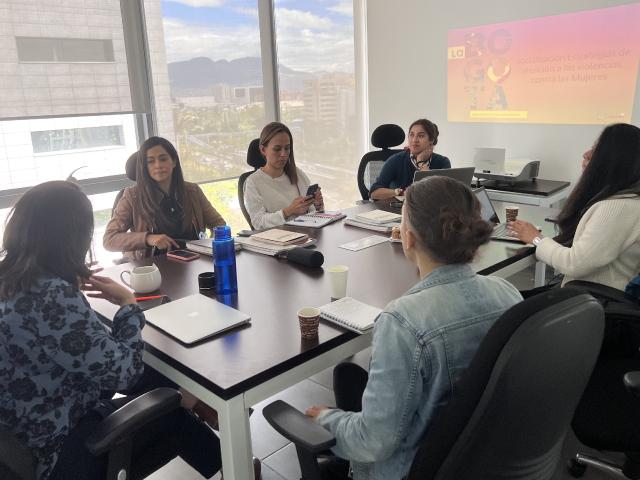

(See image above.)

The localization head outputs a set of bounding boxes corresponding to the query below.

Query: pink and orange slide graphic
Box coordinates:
[447,4,640,124]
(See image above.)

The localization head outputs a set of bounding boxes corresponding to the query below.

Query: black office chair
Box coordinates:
[238,138,265,229]
[263,288,604,480]
[112,151,139,216]
[0,388,181,480]
[562,281,640,479]
[356,124,405,200]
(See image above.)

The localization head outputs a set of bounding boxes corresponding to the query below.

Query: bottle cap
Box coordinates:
[214,225,231,240]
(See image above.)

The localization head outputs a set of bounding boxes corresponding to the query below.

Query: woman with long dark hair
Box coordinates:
[0,181,222,480]
[243,122,324,229]
[511,123,640,290]
[104,136,225,260]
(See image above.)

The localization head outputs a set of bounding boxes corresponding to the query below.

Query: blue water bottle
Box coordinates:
[213,226,238,295]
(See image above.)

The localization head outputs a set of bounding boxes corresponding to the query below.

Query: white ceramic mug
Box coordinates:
[327,265,349,299]
[120,264,162,293]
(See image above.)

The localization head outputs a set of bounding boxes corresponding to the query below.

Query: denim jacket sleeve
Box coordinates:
[39,283,146,392]
[317,311,427,462]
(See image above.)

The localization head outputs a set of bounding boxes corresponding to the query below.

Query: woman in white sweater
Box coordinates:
[511,123,640,291]
[243,122,323,229]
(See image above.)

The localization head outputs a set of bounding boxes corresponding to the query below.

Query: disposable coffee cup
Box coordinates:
[327,265,349,299]
[505,206,519,222]
[297,307,321,339]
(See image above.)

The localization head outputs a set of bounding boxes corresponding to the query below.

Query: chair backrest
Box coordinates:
[0,427,35,480]
[238,138,264,228]
[357,124,405,200]
[112,152,139,216]
[408,288,604,480]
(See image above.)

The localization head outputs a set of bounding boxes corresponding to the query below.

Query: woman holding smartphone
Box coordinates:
[0,181,222,480]
[103,136,226,260]
[243,122,324,230]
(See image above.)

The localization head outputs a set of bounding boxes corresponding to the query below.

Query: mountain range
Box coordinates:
[167,56,316,96]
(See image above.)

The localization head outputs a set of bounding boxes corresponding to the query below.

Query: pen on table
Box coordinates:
[135,295,164,301]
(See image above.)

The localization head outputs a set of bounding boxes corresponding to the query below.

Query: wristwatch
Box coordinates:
[532,236,543,246]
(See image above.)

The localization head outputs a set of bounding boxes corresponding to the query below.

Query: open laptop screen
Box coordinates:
[474,187,500,224]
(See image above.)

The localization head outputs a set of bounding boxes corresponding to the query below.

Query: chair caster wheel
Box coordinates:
[568,458,587,477]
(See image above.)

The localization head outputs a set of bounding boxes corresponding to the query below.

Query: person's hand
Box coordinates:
[146,233,180,251]
[283,195,314,218]
[394,188,404,197]
[305,405,330,421]
[82,275,136,306]
[391,226,401,240]
[313,187,324,212]
[508,220,540,244]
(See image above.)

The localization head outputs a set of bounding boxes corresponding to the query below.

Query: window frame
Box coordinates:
[0,0,367,209]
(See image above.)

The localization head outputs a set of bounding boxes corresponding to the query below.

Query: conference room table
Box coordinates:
[90,200,557,480]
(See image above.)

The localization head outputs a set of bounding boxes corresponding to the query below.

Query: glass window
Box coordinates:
[274,0,359,209]
[146,0,264,185]
[31,125,125,153]
[16,37,115,63]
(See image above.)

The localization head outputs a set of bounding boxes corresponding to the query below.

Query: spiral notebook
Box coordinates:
[318,297,382,334]
[285,211,346,228]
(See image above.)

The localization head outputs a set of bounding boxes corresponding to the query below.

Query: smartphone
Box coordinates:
[305,184,319,198]
[166,249,200,262]
[138,295,171,311]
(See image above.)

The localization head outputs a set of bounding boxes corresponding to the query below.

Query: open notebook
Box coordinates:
[318,297,382,334]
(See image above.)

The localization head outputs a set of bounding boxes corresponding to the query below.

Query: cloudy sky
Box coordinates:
[160,0,355,73]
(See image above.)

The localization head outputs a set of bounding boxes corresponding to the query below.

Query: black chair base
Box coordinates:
[570,452,640,479]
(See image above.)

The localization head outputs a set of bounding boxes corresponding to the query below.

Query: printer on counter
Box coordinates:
[473,147,540,185]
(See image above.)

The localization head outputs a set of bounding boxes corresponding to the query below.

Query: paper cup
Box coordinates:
[297,307,321,339]
[505,206,519,222]
[327,265,349,299]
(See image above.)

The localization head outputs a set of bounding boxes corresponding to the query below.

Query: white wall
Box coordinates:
[365,0,640,183]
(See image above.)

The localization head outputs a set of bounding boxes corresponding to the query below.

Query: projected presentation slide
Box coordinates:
[447,4,640,124]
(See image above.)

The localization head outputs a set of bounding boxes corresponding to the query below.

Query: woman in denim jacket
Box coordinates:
[307,177,523,480]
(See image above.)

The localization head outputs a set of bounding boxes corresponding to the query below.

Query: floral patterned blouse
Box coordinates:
[0,277,145,480]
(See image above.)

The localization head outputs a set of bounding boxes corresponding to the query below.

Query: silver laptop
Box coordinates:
[474,147,506,173]
[144,293,251,345]
[413,167,475,186]
[474,187,522,243]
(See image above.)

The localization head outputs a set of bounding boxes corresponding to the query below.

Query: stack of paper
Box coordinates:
[251,229,309,246]
[354,210,401,225]
[235,235,314,256]
[345,209,401,233]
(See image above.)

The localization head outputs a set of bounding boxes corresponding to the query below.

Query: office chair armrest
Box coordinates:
[263,400,336,454]
[85,388,182,456]
[566,281,638,306]
[624,372,640,397]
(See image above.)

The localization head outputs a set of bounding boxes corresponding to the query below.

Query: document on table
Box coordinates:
[339,235,389,252]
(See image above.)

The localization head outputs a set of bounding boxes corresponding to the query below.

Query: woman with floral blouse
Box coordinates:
[0,181,221,480]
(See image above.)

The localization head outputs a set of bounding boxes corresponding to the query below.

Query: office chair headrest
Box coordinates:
[125,152,138,181]
[371,124,405,149]
[247,138,266,170]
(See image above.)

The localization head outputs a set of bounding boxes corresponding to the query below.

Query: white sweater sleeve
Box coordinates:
[535,199,640,278]
[243,175,286,230]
